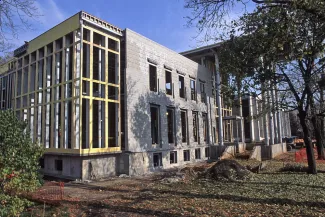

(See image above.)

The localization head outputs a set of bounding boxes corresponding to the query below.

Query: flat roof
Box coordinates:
[180,42,222,56]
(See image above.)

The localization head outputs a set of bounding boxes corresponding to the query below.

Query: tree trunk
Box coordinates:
[311,116,325,160]
[298,111,317,174]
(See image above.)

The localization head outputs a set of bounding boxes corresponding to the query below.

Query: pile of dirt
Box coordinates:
[203,159,253,181]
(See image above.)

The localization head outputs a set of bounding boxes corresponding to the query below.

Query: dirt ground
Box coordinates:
[23,152,325,217]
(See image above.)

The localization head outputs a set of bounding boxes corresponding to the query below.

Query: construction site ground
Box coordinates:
[23,151,325,217]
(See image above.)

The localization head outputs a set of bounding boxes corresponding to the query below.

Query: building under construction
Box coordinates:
[0,11,291,179]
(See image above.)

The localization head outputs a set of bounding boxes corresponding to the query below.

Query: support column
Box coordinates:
[213,52,223,146]
[262,83,269,145]
[239,97,245,143]
[267,82,274,145]
[64,47,70,149]
[54,53,61,149]
[287,112,291,137]
[75,29,81,149]
[275,87,283,144]
[271,85,278,143]
[249,96,255,142]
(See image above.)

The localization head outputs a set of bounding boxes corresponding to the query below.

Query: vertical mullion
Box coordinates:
[117,40,121,149]
[105,37,108,148]
[42,46,47,148]
[51,42,55,149]
[61,36,66,149]
[89,29,93,150]
[34,51,39,143]
[79,28,83,152]
[71,31,76,149]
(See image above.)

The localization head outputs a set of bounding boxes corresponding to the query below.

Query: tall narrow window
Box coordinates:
[150,105,160,145]
[195,148,201,159]
[93,100,105,148]
[202,113,208,143]
[82,99,90,149]
[190,79,196,101]
[165,70,172,95]
[179,76,185,98]
[166,107,175,144]
[192,111,199,142]
[170,151,177,164]
[184,150,190,161]
[153,153,162,167]
[200,82,206,103]
[149,65,157,92]
[180,109,187,143]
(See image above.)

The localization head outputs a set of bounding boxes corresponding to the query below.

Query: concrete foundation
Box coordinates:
[119,146,210,176]
[42,154,119,180]
[249,143,287,161]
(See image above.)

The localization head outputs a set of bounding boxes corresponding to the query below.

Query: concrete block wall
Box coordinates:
[82,155,117,180]
[42,155,82,179]
[123,29,218,175]
[42,154,118,180]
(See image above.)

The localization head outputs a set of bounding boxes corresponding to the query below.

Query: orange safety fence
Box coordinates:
[295,148,325,163]
[28,181,65,204]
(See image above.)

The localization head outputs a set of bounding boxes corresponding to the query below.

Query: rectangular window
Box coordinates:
[180,110,187,143]
[153,152,162,167]
[190,79,196,101]
[183,150,190,162]
[38,60,44,89]
[82,44,90,78]
[55,159,63,171]
[93,47,105,82]
[170,151,177,164]
[93,32,105,47]
[167,107,175,144]
[192,111,199,142]
[23,67,28,94]
[150,105,160,145]
[202,113,208,143]
[179,76,185,98]
[82,99,90,149]
[205,147,210,158]
[108,102,118,147]
[83,28,90,41]
[16,70,22,96]
[39,158,45,169]
[108,37,118,51]
[200,82,206,103]
[92,100,105,148]
[195,148,201,159]
[108,52,118,84]
[165,70,172,95]
[149,64,157,92]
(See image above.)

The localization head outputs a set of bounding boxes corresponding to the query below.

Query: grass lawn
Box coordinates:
[24,154,325,217]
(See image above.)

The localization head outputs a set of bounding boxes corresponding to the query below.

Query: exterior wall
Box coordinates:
[121,147,210,176]
[82,155,117,180]
[123,29,216,175]
[42,155,82,179]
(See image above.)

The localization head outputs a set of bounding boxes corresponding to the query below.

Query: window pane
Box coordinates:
[82,99,90,149]
[93,47,105,82]
[165,70,172,95]
[108,102,118,147]
[93,100,105,148]
[149,65,157,92]
[179,76,185,98]
[108,52,118,84]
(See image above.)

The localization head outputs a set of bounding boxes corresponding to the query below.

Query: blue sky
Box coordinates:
[13,0,255,53]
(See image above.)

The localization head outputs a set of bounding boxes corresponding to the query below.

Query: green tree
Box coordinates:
[185,0,325,173]
[0,110,43,216]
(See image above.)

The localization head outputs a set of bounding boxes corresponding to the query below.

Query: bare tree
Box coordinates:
[0,0,39,54]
